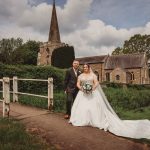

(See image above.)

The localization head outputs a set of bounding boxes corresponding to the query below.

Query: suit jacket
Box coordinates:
[64,68,81,93]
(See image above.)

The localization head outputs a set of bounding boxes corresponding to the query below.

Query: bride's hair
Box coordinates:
[83,63,95,74]
[83,63,92,74]
[83,63,90,69]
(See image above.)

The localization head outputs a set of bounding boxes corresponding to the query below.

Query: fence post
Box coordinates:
[2,101,5,118]
[3,77,10,117]
[48,78,53,111]
[13,76,18,102]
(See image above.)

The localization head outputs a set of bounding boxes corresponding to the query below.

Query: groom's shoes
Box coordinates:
[64,114,70,119]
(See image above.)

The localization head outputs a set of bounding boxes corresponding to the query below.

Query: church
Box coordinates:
[37,0,150,84]
[37,0,74,67]
[77,54,150,84]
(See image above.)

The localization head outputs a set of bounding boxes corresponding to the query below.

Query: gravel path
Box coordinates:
[0,103,149,150]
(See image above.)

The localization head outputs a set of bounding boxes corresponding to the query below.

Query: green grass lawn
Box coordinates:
[0,118,55,150]
[0,88,150,146]
[117,107,150,120]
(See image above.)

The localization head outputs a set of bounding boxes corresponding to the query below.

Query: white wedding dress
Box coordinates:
[69,73,150,139]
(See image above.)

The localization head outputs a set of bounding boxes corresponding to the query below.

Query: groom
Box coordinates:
[64,60,81,119]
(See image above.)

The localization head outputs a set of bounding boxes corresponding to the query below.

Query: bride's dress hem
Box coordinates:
[69,74,150,139]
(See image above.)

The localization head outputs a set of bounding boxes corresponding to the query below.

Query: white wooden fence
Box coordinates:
[0,77,10,117]
[0,77,53,118]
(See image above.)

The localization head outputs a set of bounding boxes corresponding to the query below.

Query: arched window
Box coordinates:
[94,71,99,81]
[46,48,50,53]
[131,72,134,80]
[116,75,120,80]
[106,73,110,81]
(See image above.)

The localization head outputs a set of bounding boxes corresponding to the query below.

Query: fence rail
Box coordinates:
[0,76,54,118]
[13,76,53,110]
[17,92,48,98]
[17,78,48,82]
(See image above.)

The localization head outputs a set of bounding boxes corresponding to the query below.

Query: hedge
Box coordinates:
[0,63,65,93]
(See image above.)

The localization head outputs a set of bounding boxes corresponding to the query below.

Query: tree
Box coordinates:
[112,34,150,59]
[0,38,23,64]
[0,38,40,65]
[111,47,122,55]
[12,40,40,65]
[51,46,75,68]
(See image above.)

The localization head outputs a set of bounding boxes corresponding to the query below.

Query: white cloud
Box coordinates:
[0,24,47,41]
[0,0,150,58]
[0,0,28,21]
[58,0,93,33]
[61,19,150,57]
[18,3,51,33]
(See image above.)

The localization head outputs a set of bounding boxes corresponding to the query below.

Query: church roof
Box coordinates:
[76,55,108,64]
[104,53,145,69]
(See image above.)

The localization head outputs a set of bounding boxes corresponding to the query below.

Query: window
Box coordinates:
[94,71,99,81]
[46,48,50,53]
[106,73,110,81]
[131,72,134,80]
[116,75,120,80]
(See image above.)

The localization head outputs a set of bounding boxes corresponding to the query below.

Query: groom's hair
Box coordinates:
[73,60,79,64]
[73,59,79,62]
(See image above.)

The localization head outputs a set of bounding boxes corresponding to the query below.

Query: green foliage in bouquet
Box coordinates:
[82,82,93,94]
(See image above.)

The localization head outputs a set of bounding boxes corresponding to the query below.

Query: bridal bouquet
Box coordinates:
[82,82,93,94]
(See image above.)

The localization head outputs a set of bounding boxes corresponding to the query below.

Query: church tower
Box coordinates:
[48,0,61,43]
[37,0,67,66]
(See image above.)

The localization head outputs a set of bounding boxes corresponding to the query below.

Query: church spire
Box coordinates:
[48,0,61,43]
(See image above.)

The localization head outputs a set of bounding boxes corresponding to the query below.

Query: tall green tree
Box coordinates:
[0,38,23,64]
[51,46,75,68]
[0,38,40,65]
[112,34,150,58]
[12,40,40,65]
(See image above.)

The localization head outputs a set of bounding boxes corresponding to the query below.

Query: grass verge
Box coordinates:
[0,118,55,150]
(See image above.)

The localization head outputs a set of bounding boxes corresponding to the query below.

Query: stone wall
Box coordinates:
[104,68,150,84]
[37,42,66,66]
[79,63,149,84]
[90,63,104,82]
[108,68,126,83]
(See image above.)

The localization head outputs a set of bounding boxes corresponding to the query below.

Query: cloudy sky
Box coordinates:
[0,0,150,57]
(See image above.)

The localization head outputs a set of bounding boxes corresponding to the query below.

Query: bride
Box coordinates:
[69,63,150,139]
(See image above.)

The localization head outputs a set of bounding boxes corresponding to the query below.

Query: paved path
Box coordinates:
[0,103,149,150]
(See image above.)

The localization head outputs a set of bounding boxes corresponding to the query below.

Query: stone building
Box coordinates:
[77,53,150,84]
[76,55,108,82]
[37,0,70,66]
[37,1,150,84]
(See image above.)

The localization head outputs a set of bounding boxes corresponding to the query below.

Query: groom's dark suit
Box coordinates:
[64,68,81,116]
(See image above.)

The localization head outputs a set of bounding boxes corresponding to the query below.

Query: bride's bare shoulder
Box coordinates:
[78,73,84,78]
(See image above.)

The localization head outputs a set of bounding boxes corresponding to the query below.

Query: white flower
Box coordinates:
[82,82,93,94]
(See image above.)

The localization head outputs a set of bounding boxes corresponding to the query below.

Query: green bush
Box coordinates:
[127,83,150,90]
[103,87,150,111]
[0,64,65,92]
[51,46,75,68]
[105,82,123,88]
